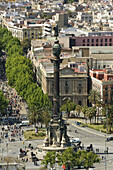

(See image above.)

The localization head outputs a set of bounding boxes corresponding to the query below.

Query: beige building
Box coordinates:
[1,17,43,40]
[28,39,89,106]
[36,61,88,106]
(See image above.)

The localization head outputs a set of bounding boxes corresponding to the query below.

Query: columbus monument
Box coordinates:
[43,25,70,150]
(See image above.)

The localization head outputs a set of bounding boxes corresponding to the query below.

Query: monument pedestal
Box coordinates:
[43,118,70,149]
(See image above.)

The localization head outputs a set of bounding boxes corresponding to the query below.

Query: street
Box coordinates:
[1,120,113,169]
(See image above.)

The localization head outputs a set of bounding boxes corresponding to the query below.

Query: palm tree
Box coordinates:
[82,105,88,123]
[102,105,113,132]
[28,108,39,127]
[75,105,81,117]
[86,107,96,124]
[88,89,101,106]
[96,100,102,123]
[88,89,101,123]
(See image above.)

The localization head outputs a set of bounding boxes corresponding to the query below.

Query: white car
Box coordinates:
[70,138,80,143]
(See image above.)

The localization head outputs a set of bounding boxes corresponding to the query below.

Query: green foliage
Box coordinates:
[102,105,113,132]
[21,38,31,54]
[0,90,9,115]
[2,31,13,50]
[43,148,100,169]
[88,89,101,106]
[61,100,76,117]
[57,147,78,168]
[75,105,81,117]
[82,105,88,118]
[79,150,100,168]
[86,107,96,124]
[5,37,21,53]
[0,26,52,125]
[67,0,74,3]
[7,45,23,56]
[41,151,56,168]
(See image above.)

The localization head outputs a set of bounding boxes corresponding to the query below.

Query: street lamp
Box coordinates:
[1,148,4,167]
[6,142,8,155]
[105,135,107,170]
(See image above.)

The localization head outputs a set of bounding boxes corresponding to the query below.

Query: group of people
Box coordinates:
[0,80,26,123]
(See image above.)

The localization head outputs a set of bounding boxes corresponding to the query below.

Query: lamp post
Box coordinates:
[6,142,8,155]
[106,107,108,134]
[105,135,107,170]
[1,148,4,167]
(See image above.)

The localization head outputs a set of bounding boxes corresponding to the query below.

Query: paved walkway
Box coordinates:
[0,80,28,117]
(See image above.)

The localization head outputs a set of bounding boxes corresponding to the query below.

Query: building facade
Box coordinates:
[1,16,43,40]
[90,68,113,105]
[69,35,113,48]
[40,64,88,106]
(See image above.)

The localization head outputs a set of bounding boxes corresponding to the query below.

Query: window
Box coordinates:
[87,39,89,43]
[105,38,107,42]
[79,89,81,94]
[83,44,85,46]
[101,39,103,42]
[105,86,107,90]
[96,39,98,42]
[101,44,103,46]
[96,44,98,46]
[105,43,107,46]
[98,65,100,69]
[92,44,94,46]
[79,81,81,86]
[83,39,85,43]
[109,38,112,42]
[65,88,68,94]
[28,31,30,36]
[87,44,89,46]
[24,32,27,37]
[65,81,68,86]
[109,43,112,46]
[52,81,54,87]
[78,100,82,105]
[111,85,113,90]
[105,98,107,104]
[103,65,106,68]
[92,39,94,42]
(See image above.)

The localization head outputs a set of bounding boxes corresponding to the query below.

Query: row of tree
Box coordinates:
[0,26,52,126]
[42,147,100,169]
[61,99,97,124]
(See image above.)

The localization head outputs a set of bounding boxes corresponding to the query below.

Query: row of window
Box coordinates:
[105,86,113,90]
[83,43,112,46]
[83,38,112,43]
[52,81,82,87]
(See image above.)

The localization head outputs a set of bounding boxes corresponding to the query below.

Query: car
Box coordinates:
[106,137,113,142]
[70,138,81,143]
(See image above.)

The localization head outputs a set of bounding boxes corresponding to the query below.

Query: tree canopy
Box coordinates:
[0,26,52,122]
[42,148,100,169]
[21,38,31,54]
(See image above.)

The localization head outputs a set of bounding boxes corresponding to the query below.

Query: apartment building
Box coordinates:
[90,68,113,105]
[69,35,113,48]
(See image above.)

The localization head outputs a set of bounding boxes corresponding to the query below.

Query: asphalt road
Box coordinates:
[68,119,113,170]
[1,120,113,169]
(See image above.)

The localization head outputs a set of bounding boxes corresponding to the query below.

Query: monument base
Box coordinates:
[42,118,71,150]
